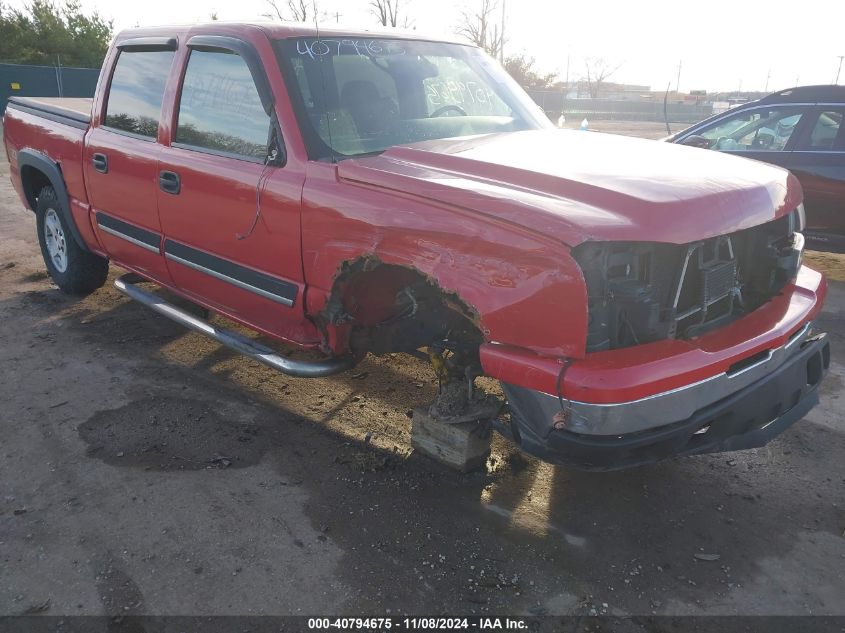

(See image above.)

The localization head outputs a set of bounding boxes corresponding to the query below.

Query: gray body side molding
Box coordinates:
[16,148,92,253]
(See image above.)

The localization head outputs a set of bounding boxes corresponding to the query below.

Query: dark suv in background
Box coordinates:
[669,86,845,253]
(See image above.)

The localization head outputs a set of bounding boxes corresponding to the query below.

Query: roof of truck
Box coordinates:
[114,22,467,46]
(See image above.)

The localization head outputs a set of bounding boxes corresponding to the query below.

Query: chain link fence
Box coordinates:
[527,90,713,124]
[1,62,100,113]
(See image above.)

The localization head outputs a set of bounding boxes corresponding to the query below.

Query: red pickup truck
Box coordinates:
[3,23,830,470]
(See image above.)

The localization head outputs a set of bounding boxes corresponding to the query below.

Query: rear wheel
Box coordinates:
[35,186,108,295]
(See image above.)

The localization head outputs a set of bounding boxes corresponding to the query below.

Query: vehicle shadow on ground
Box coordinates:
[10,278,845,616]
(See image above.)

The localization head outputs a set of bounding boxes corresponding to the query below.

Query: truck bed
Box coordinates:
[6,96,91,129]
[3,94,93,240]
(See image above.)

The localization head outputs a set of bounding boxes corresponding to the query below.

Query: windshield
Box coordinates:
[276,37,552,160]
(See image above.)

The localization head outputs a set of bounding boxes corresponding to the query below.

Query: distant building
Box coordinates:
[567,80,651,100]
[598,82,652,100]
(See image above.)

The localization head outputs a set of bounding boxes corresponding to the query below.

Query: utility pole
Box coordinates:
[562,52,570,114]
[764,69,771,92]
[499,0,506,63]
[676,60,682,93]
[55,54,63,97]
[836,56,844,85]
[565,53,570,92]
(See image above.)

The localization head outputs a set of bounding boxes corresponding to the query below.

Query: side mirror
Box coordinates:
[680,134,711,149]
[266,120,287,167]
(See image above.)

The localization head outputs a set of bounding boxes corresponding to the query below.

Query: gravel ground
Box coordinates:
[1,126,844,624]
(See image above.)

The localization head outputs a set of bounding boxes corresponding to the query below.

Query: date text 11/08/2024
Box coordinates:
[307,617,529,630]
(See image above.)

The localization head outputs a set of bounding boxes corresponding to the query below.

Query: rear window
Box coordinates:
[104,49,175,138]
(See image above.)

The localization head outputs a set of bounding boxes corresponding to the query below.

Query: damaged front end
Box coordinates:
[502,328,829,470]
[318,257,505,421]
[499,208,831,470]
[574,207,806,352]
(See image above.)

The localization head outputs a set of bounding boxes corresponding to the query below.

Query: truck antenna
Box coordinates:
[313,1,337,163]
[236,139,276,240]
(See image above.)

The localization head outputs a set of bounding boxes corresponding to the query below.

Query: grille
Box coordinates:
[702,260,738,303]
[575,210,804,352]
[673,236,741,335]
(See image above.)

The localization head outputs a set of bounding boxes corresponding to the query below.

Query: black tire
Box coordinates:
[35,186,109,295]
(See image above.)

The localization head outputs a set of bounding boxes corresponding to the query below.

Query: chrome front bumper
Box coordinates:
[501,329,830,470]
[562,322,815,436]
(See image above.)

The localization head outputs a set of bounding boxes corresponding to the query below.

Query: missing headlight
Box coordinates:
[575,241,681,351]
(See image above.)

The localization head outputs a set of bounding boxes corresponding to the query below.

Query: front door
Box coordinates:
[157,43,313,344]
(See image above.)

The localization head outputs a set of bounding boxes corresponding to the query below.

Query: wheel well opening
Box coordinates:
[20,166,53,210]
[322,258,484,360]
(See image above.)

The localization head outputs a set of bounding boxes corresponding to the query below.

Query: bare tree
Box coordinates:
[263,0,310,22]
[582,57,623,98]
[370,0,412,27]
[456,0,503,59]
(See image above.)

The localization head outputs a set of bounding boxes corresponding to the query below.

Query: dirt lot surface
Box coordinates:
[1,126,844,624]
[806,251,845,283]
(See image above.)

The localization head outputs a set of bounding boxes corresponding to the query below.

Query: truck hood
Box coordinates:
[336,130,802,246]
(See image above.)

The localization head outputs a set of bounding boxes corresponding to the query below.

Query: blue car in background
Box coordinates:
[668,85,845,253]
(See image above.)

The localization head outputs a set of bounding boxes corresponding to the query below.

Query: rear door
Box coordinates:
[84,38,177,282]
[785,107,845,252]
[157,35,312,343]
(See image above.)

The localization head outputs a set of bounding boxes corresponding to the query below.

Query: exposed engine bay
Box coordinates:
[574,209,805,352]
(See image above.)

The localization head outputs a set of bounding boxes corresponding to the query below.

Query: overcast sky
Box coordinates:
[8,0,845,92]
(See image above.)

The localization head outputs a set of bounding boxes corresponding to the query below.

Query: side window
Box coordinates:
[695,112,758,143]
[175,49,270,160]
[797,110,843,151]
[697,108,804,152]
[104,49,175,138]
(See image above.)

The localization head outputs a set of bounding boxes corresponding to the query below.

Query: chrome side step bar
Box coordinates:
[114,273,357,378]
